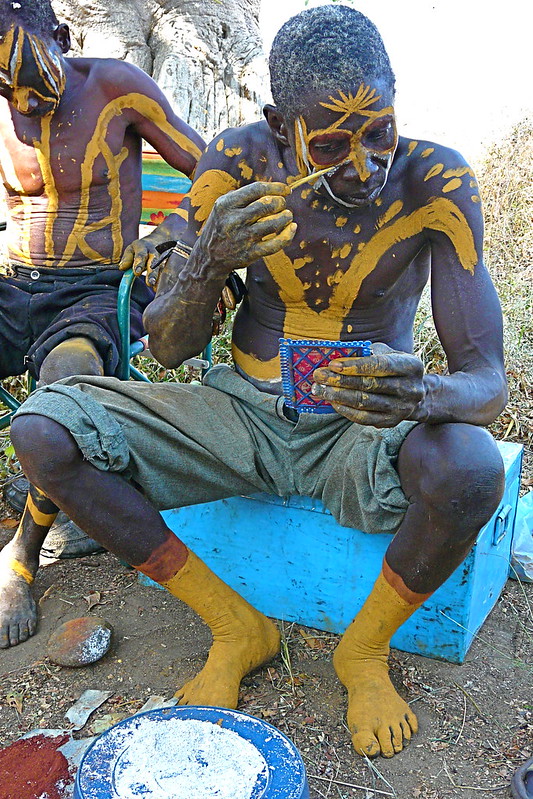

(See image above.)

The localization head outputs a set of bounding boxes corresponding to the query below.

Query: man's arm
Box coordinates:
[313,150,507,427]
[143,136,296,366]
[104,60,205,175]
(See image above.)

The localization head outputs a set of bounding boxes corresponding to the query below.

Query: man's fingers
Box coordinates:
[328,352,423,378]
[313,369,419,397]
[250,222,297,259]
[219,181,290,210]
[331,403,396,427]
[119,247,134,271]
[312,385,400,414]
[249,210,294,240]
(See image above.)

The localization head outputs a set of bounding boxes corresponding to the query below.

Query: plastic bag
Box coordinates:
[510,490,533,582]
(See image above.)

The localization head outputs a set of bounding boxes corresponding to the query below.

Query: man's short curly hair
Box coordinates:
[0,0,59,37]
[269,5,395,120]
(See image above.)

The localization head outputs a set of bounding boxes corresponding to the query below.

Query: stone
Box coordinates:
[47,617,113,667]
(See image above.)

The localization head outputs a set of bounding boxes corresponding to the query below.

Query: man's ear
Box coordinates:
[263,104,289,145]
[53,23,71,55]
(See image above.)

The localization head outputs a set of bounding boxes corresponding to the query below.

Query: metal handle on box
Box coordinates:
[492,503,513,546]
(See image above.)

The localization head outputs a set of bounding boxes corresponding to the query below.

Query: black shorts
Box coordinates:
[0,266,154,379]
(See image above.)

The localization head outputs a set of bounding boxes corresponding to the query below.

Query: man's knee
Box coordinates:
[10,414,81,489]
[39,337,104,384]
[398,422,505,531]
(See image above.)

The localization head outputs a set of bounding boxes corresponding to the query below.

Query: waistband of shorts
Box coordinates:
[8,262,120,281]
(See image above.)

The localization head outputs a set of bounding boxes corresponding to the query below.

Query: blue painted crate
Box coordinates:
[141,441,523,664]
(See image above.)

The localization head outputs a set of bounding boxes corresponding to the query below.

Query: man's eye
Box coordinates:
[315,142,343,153]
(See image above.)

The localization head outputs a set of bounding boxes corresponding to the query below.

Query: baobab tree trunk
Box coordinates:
[53,0,268,139]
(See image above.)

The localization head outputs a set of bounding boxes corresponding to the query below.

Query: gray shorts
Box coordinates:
[13,365,416,534]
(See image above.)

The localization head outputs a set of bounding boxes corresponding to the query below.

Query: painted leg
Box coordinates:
[11,415,280,706]
[334,422,505,758]
[139,540,280,708]
[0,486,58,647]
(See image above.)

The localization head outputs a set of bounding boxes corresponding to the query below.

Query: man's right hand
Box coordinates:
[119,235,158,280]
[196,181,297,274]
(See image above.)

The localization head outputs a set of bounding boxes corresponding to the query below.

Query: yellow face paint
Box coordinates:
[293,84,397,184]
[0,25,65,115]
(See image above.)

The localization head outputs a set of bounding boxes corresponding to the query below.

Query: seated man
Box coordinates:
[0,0,204,641]
[10,6,507,759]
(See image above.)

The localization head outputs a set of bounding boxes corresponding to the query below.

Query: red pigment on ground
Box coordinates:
[0,733,72,799]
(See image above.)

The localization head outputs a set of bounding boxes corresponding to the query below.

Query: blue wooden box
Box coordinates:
[141,441,522,664]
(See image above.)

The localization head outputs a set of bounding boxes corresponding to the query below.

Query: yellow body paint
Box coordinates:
[424,163,444,181]
[234,197,477,381]
[33,115,59,259]
[443,167,474,179]
[26,494,57,528]
[224,147,242,157]
[161,549,280,708]
[215,139,224,151]
[238,160,253,180]
[333,567,425,757]
[58,93,201,267]
[335,216,348,228]
[407,141,418,156]
[421,148,434,158]
[9,558,34,585]
[376,200,403,228]
[190,169,239,226]
[442,178,462,193]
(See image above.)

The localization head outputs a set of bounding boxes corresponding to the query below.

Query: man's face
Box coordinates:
[289,80,397,208]
[0,23,66,116]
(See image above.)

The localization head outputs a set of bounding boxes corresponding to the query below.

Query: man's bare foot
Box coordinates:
[333,638,417,758]
[0,542,38,648]
[174,612,280,708]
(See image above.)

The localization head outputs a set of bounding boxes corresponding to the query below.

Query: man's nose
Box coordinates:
[343,149,377,183]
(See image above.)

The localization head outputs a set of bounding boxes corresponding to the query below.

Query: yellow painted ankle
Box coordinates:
[333,570,425,758]
[9,558,34,585]
[161,550,280,708]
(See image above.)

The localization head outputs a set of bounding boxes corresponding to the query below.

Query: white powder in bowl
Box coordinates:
[111,717,268,799]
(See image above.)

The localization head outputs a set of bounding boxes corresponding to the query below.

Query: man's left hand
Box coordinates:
[312,342,426,427]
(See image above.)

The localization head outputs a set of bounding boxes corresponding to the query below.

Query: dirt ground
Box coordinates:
[0,507,531,799]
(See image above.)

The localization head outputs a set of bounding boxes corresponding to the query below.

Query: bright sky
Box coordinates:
[259,0,532,164]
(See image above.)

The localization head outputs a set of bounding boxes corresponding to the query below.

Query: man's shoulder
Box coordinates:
[72,57,151,97]
[397,136,475,188]
[205,120,277,178]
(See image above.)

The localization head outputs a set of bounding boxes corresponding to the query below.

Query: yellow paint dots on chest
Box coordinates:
[277,162,284,169]
[353,224,361,234]
[442,178,462,193]
[301,189,312,199]
[327,269,344,287]
[335,216,348,228]
[471,195,480,203]
[238,160,253,180]
[224,147,243,157]
[216,139,225,151]
[293,256,313,270]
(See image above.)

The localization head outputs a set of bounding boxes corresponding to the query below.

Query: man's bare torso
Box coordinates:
[0,58,144,269]
[188,120,478,393]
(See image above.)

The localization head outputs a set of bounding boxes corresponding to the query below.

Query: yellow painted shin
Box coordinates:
[161,550,280,708]
[333,569,429,758]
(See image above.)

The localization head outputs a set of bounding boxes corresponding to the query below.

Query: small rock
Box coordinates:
[47,617,113,667]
